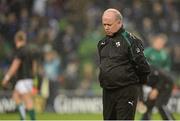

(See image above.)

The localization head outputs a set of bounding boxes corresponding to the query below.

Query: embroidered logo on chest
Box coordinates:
[115,41,120,47]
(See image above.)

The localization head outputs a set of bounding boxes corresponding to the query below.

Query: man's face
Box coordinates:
[102,12,122,36]
[153,37,166,50]
[15,39,26,48]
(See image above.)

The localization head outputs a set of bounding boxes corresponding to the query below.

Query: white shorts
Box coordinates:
[15,79,33,94]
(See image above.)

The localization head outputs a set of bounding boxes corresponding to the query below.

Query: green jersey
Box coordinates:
[144,47,171,71]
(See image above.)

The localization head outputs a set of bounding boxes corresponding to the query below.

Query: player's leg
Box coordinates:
[158,105,175,120]
[12,90,26,120]
[157,83,175,120]
[141,96,156,120]
[15,79,35,120]
[21,79,36,120]
[22,92,36,120]
[102,89,117,120]
[116,85,138,120]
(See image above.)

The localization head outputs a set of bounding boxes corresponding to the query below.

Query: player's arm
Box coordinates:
[1,58,21,87]
[149,88,159,100]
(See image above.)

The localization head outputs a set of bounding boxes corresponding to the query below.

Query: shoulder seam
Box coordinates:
[121,31,135,61]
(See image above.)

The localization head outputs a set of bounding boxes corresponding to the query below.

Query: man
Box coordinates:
[2,31,36,120]
[144,34,171,71]
[97,8,150,120]
[141,34,175,120]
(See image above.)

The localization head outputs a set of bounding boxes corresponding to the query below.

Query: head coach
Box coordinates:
[97,8,151,120]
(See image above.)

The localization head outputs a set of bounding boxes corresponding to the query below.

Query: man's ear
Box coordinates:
[119,20,123,27]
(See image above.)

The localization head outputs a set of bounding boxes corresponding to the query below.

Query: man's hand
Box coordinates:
[137,101,147,114]
[149,88,159,100]
[1,80,9,89]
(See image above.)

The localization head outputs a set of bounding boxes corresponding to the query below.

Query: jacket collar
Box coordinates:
[113,27,125,37]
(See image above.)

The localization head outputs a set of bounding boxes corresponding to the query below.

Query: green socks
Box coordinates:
[28,109,36,120]
[17,104,36,120]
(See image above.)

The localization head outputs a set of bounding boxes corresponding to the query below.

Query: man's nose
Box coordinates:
[105,25,109,30]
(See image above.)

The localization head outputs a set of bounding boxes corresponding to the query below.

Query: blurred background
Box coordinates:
[0,0,180,119]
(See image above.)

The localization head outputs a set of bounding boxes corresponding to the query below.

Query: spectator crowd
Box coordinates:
[0,0,180,99]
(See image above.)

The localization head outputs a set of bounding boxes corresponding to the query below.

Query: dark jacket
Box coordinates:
[147,66,174,91]
[97,28,150,89]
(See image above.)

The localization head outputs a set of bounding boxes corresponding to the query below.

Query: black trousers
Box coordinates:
[142,100,175,120]
[141,84,175,120]
[103,84,139,120]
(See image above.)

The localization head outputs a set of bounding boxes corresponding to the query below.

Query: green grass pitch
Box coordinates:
[0,112,180,120]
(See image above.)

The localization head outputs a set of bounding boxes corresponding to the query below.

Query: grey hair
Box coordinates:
[103,8,123,20]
